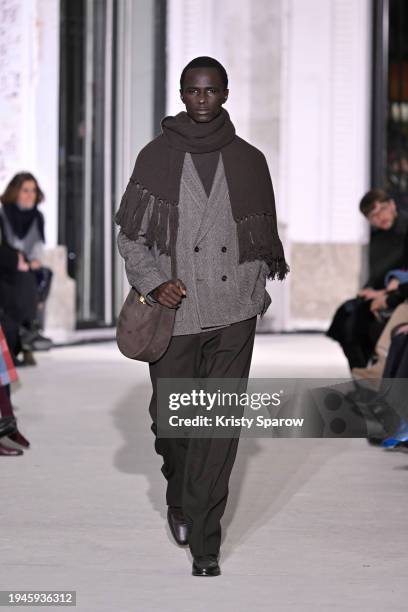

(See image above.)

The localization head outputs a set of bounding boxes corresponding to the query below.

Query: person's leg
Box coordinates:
[376,302,408,357]
[327,299,369,369]
[383,332,408,379]
[149,333,201,507]
[35,267,53,304]
[182,316,257,558]
[5,273,52,355]
[377,333,408,445]
[34,267,54,329]
[0,313,21,362]
[11,272,38,327]
[0,384,13,418]
[0,383,30,448]
[353,299,385,365]
[353,303,408,383]
[0,385,23,456]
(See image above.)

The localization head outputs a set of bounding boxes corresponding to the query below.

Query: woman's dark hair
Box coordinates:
[180,56,228,91]
[0,172,45,206]
[359,189,391,217]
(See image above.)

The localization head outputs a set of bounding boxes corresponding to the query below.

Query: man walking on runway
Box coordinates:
[116,57,288,576]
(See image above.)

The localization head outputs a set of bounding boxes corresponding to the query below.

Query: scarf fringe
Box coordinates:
[115,183,289,280]
[114,179,177,256]
[237,213,290,281]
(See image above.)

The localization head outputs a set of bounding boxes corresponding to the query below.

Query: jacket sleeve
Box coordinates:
[116,188,170,301]
[29,240,44,262]
[386,282,408,309]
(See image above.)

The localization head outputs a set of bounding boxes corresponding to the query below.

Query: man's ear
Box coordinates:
[180,88,184,102]
[389,198,396,211]
[223,88,229,102]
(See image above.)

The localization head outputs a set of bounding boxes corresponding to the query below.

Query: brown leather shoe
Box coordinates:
[192,555,221,576]
[0,442,23,456]
[167,506,189,545]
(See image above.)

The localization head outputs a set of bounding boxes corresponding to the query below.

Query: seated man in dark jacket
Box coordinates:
[327,189,408,370]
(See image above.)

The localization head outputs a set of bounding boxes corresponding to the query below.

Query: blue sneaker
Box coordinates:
[381,420,408,449]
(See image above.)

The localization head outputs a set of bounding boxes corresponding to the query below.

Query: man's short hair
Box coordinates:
[359,189,391,217]
[180,56,228,91]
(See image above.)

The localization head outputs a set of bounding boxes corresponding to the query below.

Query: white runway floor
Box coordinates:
[3,334,408,611]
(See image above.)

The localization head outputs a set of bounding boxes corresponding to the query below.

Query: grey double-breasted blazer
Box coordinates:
[117,151,272,336]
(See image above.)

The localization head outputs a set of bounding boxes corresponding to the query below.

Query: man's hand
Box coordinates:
[17,252,29,272]
[151,279,186,308]
[386,277,400,291]
[370,294,388,319]
[358,287,385,300]
[29,259,41,270]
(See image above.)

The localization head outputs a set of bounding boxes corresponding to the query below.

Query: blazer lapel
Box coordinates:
[181,152,208,213]
[193,153,228,246]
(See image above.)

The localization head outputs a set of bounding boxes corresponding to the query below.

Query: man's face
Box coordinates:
[366,199,397,230]
[180,67,228,123]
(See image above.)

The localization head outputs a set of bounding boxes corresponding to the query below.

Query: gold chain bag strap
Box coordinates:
[116,243,177,363]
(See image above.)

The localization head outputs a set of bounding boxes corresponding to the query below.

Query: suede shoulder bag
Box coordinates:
[116,248,177,363]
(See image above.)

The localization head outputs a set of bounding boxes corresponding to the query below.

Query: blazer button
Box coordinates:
[221,275,227,281]
[194,246,200,252]
[221,246,227,252]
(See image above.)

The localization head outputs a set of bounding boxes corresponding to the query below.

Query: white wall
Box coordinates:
[281,0,372,329]
[34,0,60,247]
[114,0,157,309]
[282,0,371,246]
[0,0,60,247]
[167,0,253,144]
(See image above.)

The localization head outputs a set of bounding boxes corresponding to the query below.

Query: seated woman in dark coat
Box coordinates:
[0,173,52,364]
[0,172,53,332]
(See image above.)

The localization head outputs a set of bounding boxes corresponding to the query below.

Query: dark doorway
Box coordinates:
[59,0,114,327]
[372,0,408,209]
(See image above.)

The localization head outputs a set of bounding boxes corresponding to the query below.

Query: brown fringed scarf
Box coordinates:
[115,108,289,280]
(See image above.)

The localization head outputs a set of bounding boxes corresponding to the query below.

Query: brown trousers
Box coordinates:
[148,316,257,557]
